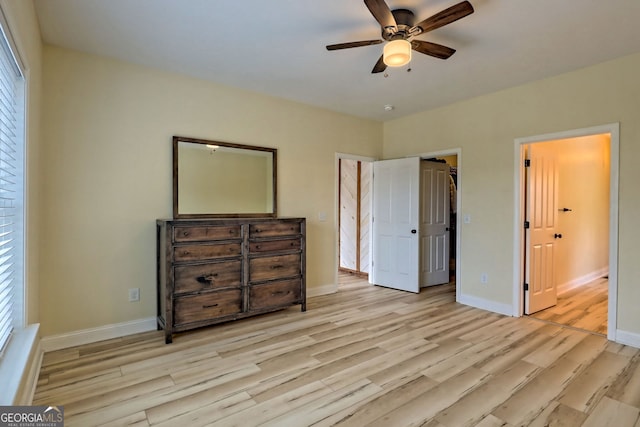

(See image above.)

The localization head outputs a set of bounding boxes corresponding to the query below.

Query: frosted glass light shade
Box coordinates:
[383,40,411,67]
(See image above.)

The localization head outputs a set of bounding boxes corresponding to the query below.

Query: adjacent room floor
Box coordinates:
[529,277,608,336]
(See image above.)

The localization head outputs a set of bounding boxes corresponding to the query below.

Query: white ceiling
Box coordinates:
[33,0,640,122]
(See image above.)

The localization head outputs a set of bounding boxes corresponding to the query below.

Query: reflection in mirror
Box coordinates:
[173,137,277,218]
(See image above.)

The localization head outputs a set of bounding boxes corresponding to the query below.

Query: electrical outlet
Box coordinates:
[480,273,488,284]
[128,288,140,302]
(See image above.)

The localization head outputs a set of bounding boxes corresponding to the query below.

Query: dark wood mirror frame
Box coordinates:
[173,136,277,218]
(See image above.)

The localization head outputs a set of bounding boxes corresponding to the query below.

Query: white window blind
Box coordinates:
[0,20,24,356]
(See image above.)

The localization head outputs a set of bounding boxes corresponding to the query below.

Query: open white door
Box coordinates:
[525,143,559,314]
[420,161,451,286]
[371,157,420,293]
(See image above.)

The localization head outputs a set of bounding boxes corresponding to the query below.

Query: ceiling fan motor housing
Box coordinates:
[382,9,416,40]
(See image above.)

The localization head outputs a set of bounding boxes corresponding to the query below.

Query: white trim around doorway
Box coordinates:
[512,123,620,342]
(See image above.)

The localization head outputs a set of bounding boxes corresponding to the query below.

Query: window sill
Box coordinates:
[0,324,40,405]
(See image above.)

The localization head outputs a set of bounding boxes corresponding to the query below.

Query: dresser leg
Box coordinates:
[301,302,306,312]
[165,332,173,344]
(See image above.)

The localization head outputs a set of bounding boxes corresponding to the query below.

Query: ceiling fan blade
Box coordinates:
[411,1,474,35]
[326,40,383,51]
[411,40,456,59]
[372,55,387,74]
[364,0,397,32]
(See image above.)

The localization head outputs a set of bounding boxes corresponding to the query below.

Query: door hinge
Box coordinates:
[524,283,529,291]
[524,159,531,167]
[524,221,530,229]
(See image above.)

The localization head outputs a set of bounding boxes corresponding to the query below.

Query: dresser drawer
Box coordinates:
[174,260,242,294]
[250,222,301,238]
[174,225,241,242]
[173,290,242,325]
[249,238,301,253]
[249,279,302,311]
[249,253,301,282]
[174,243,241,262]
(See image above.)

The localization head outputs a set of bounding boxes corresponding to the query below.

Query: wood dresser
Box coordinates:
[156,217,306,343]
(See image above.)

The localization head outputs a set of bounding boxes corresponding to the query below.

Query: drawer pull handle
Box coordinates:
[255,245,261,249]
[197,274,218,284]
[271,265,284,270]
[272,290,290,296]
[203,304,219,309]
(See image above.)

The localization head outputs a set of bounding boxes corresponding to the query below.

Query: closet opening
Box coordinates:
[336,150,461,298]
[422,157,458,287]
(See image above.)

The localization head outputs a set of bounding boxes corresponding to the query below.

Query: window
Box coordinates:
[0,19,25,357]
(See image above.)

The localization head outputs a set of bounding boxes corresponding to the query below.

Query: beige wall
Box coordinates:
[40,45,382,336]
[0,0,42,326]
[383,53,640,336]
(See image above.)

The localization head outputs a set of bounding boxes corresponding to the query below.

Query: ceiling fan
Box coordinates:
[326,0,474,73]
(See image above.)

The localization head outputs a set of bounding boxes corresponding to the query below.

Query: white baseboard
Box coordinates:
[307,283,337,298]
[41,317,157,353]
[557,267,609,295]
[615,329,640,349]
[39,285,343,353]
[457,293,514,317]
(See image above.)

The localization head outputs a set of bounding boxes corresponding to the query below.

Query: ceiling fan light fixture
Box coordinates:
[383,39,411,67]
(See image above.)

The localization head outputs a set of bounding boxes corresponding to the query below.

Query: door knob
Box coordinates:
[411,229,417,234]
[554,233,563,239]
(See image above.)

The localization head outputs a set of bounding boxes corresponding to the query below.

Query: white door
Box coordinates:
[525,143,559,314]
[420,161,450,286]
[371,157,420,293]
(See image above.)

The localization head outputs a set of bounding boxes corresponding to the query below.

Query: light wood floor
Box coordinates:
[529,277,608,335]
[35,277,640,426]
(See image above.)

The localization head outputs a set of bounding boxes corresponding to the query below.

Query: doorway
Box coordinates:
[338,157,372,278]
[336,154,375,289]
[514,124,619,340]
[337,149,461,299]
[422,156,458,287]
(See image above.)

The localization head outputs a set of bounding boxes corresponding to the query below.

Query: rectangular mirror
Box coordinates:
[173,136,277,218]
